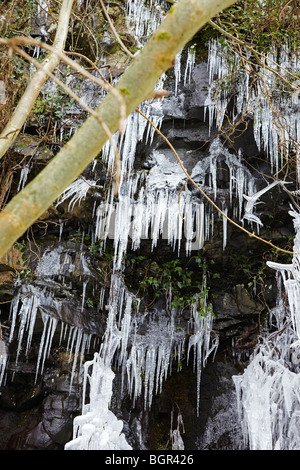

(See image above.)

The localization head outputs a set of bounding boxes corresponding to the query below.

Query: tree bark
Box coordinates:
[0,0,237,257]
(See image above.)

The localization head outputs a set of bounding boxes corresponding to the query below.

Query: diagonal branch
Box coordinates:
[0,0,238,258]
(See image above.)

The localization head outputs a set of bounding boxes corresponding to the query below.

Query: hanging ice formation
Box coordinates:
[187,277,219,417]
[242,181,290,228]
[1,271,95,390]
[204,38,300,237]
[233,209,300,450]
[0,336,7,388]
[169,406,185,450]
[0,242,105,389]
[64,268,217,449]
[65,352,132,450]
[56,177,102,212]
[205,39,300,177]
[62,1,257,450]
[94,128,261,268]
[206,31,300,450]
[125,0,166,48]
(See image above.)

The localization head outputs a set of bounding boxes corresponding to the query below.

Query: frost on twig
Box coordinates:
[242,181,289,227]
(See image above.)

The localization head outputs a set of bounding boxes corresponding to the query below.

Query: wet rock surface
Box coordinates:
[0,364,82,450]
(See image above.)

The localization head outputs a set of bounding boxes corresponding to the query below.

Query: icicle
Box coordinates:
[59,221,64,241]
[170,407,185,450]
[183,47,195,86]
[187,281,218,416]
[8,297,20,343]
[174,49,182,95]
[99,287,105,310]
[17,164,30,191]
[69,328,83,390]
[242,181,288,228]
[56,177,101,212]
[15,294,39,364]
[81,280,88,311]
[35,313,58,381]
[118,294,132,366]
[222,206,228,250]
[0,338,8,387]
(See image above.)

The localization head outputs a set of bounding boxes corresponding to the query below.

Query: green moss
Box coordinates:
[119,87,131,95]
[156,32,171,41]
[185,25,219,63]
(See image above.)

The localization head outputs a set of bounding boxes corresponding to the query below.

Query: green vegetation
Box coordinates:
[119,87,131,96]
[217,0,300,52]
[125,253,215,315]
[0,0,38,39]
[32,89,73,123]
[13,240,32,279]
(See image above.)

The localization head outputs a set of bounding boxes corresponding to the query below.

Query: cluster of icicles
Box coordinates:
[3,0,300,451]
[205,28,300,451]
[65,272,218,450]
[233,209,300,450]
[206,38,300,177]
[62,13,300,451]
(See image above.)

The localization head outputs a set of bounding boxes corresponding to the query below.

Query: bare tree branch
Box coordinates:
[0,0,74,158]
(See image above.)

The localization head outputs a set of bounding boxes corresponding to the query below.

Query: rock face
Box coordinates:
[0,3,295,451]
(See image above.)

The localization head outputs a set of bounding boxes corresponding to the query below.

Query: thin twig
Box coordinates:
[99,0,134,58]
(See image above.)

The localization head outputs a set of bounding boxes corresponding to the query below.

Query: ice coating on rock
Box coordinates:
[65,353,132,450]
[234,210,300,450]
[233,325,300,450]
